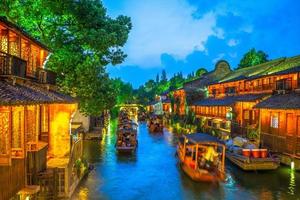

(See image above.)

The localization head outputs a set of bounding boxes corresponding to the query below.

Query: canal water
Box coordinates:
[72,120,300,200]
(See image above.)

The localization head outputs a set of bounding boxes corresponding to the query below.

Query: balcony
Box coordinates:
[0,51,26,78]
[275,78,292,91]
[37,68,57,85]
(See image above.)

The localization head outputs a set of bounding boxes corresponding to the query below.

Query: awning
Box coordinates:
[0,80,76,105]
[192,94,268,107]
[254,92,300,109]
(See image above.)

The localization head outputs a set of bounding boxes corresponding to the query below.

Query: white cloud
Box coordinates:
[227,39,239,47]
[121,0,220,68]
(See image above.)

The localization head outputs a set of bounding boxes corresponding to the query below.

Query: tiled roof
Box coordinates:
[213,55,300,84]
[0,80,76,105]
[192,93,268,106]
[254,92,300,109]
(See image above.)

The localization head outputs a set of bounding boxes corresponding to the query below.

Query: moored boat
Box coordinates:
[116,110,138,153]
[148,115,163,133]
[116,127,137,153]
[177,133,226,182]
[226,146,280,170]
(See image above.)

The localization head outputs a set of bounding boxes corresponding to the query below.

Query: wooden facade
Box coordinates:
[260,109,300,155]
[188,56,300,165]
[173,88,186,115]
[0,18,82,199]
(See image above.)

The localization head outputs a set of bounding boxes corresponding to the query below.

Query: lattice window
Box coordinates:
[30,45,39,75]
[41,105,49,133]
[0,30,8,53]
[26,107,37,143]
[21,39,30,62]
[12,110,23,148]
[0,112,9,155]
[270,113,279,129]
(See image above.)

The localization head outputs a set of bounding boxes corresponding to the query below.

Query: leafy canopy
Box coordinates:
[195,68,207,77]
[238,48,268,69]
[0,0,131,115]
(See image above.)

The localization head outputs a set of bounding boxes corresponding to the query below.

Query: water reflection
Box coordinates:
[73,120,300,200]
[288,170,296,195]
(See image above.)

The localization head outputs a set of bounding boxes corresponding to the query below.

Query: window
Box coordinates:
[0,111,10,155]
[225,87,236,94]
[270,113,279,128]
[212,89,217,96]
[286,113,295,136]
[41,105,49,133]
[26,106,38,143]
[207,120,212,127]
[244,110,250,120]
[0,29,8,53]
[276,78,292,90]
[12,109,23,148]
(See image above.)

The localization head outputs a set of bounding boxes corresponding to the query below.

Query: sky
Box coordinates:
[103,0,300,88]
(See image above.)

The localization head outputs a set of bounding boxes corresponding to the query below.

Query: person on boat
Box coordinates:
[204,146,219,169]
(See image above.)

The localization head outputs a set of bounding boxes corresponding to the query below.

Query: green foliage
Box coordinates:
[112,78,135,104]
[0,0,131,116]
[238,48,268,69]
[161,69,167,82]
[247,127,259,140]
[195,68,208,77]
[169,72,185,90]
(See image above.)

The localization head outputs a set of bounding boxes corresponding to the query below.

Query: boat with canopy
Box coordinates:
[177,133,226,182]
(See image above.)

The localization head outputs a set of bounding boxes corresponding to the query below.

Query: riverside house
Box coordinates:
[0,17,84,199]
[192,55,300,168]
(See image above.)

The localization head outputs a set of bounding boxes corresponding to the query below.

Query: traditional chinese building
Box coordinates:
[160,90,171,113]
[184,60,231,105]
[192,55,300,167]
[0,17,84,199]
[172,87,186,116]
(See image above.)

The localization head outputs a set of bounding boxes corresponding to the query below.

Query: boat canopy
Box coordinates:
[183,133,224,145]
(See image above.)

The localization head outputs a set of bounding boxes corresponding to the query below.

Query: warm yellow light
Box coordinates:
[291,161,295,170]
[48,104,77,157]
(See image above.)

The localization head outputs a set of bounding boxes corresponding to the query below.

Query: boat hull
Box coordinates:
[116,146,137,153]
[226,152,280,171]
[179,161,224,182]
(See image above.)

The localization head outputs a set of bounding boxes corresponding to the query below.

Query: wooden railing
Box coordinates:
[0,51,26,78]
[260,132,300,155]
[67,137,83,195]
[0,51,57,85]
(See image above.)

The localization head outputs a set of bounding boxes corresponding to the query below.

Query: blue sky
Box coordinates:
[103,0,300,88]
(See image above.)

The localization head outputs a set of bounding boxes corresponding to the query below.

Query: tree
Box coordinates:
[112,78,135,105]
[195,68,208,77]
[238,48,268,69]
[161,69,167,82]
[0,0,132,116]
[156,73,160,83]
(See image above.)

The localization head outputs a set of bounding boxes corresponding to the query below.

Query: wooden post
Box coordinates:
[183,136,186,162]
[222,144,225,172]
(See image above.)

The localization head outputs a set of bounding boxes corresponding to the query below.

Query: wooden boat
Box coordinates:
[148,116,163,133]
[177,133,226,182]
[116,128,137,153]
[226,149,280,171]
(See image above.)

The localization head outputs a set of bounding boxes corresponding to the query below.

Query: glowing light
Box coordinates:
[291,161,295,170]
